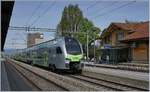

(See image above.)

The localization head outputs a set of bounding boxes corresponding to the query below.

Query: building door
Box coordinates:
[128,48,132,62]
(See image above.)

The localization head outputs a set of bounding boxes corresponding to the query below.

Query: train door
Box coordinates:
[48,47,58,71]
[55,46,64,69]
[48,48,53,64]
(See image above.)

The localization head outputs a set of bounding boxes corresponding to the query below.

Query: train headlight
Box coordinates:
[65,60,69,64]
[65,58,70,64]
[65,59,70,68]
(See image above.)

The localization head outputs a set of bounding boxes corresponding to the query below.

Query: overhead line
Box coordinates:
[6,43,26,45]
[17,32,27,42]
[87,1,118,16]
[25,2,43,26]
[29,1,56,27]
[93,1,136,19]
[86,1,100,11]
[9,26,56,32]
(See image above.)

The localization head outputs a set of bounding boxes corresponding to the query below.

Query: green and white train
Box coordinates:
[12,36,84,73]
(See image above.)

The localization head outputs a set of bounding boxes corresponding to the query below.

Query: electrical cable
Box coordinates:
[87,1,118,16]
[93,1,136,19]
[29,1,56,27]
[25,2,43,26]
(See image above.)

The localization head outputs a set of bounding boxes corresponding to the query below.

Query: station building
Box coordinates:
[100,21,149,64]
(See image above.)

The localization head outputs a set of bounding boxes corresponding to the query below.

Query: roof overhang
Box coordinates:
[1,1,14,51]
[120,37,149,43]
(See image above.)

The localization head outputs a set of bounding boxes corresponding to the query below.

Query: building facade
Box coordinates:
[100,21,149,64]
[27,33,44,47]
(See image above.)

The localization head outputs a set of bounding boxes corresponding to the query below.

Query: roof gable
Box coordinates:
[101,21,149,40]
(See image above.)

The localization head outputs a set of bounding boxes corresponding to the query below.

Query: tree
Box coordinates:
[58,4,83,34]
[77,18,101,46]
[57,4,101,57]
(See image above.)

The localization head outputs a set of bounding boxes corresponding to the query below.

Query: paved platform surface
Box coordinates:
[84,66,149,82]
[1,61,10,91]
[1,60,33,91]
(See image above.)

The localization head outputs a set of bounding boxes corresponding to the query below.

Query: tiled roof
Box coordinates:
[101,21,149,41]
[122,21,149,41]
[112,22,144,31]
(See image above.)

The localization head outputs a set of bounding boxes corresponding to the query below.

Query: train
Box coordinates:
[12,36,84,73]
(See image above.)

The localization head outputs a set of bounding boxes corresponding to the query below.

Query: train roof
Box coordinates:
[21,36,76,51]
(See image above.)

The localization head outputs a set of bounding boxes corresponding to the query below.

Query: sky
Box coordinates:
[4,0,149,50]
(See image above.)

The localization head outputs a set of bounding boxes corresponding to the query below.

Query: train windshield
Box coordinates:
[65,37,81,55]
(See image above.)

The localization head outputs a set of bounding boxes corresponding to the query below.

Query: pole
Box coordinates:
[26,26,29,48]
[94,33,96,63]
[86,32,89,62]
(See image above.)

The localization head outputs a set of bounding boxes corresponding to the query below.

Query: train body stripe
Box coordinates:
[66,54,82,62]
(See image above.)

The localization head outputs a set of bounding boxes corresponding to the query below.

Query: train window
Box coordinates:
[49,49,51,53]
[65,37,81,55]
[56,47,62,54]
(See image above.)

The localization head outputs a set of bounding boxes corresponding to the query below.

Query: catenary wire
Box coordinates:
[29,1,56,27]
[25,2,43,27]
[92,1,136,19]
[87,1,118,16]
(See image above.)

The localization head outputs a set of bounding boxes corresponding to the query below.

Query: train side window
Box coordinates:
[49,49,51,53]
[56,47,62,54]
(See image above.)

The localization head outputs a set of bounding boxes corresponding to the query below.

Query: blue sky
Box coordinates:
[4,0,149,49]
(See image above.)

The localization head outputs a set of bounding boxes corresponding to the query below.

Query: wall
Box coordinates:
[111,31,116,46]
[27,33,43,47]
[108,30,129,47]
[132,43,149,63]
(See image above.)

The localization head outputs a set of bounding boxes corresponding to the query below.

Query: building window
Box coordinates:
[116,31,124,41]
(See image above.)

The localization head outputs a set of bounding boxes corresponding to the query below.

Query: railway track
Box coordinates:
[66,74,148,91]
[5,59,149,91]
[7,60,68,91]
[7,59,104,91]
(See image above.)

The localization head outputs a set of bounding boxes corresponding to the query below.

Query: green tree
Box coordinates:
[57,4,101,55]
[76,18,101,46]
[58,4,83,34]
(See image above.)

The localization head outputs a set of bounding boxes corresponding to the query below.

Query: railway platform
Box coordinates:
[1,60,10,91]
[84,62,149,72]
[1,59,34,91]
[84,63,149,82]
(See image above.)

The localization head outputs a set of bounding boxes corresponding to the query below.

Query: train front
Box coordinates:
[64,37,84,73]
